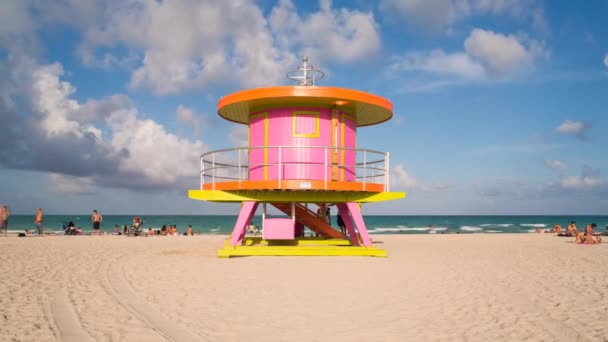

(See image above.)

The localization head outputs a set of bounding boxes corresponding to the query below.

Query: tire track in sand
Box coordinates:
[45,246,93,342]
[100,250,205,342]
[51,287,94,342]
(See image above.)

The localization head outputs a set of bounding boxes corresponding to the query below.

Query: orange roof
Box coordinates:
[217,86,393,127]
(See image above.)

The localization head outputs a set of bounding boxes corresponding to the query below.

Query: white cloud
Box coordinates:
[391,49,485,80]
[379,0,544,33]
[106,108,207,186]
[541,165,608,198]
[604,53,608,70]
[270,0,380,64]
[391,164,449,192]
[0,56,210,191]
[556,120,590,141]
[73,0,380,94]
[379,0,455,34]
[176,105,208,136]
[390,28,548,88]
[558,166,606,190]
[464,29,544,76]
[50,173,96,194]
[545,159,566,171]
[472,0,530,16]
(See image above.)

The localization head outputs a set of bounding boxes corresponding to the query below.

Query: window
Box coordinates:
[292,111,320,138]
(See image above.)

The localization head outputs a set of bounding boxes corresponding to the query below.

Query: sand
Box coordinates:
[0,234,606,342]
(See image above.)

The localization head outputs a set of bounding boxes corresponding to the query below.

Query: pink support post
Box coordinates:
[345,202,372,247]
[229,201,258,246]
[337,203,360,246]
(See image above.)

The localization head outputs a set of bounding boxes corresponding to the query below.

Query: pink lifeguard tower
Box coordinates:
[188,57,405,257]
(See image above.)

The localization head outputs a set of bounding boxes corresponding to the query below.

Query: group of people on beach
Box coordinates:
[147,224,193,236]
[541,221,604,244]
[0,206,196,237]
[316,204,347,235]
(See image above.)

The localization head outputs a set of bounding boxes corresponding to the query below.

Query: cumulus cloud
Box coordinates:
[556,120,590,141]
[545,159,566,171]
[0,57,209,192]
[390,29,548,89]
[464,29,546,76]
[72,0,380,94]
[391,164,449,192]
[270,0,380,63]
[176,105,209,136]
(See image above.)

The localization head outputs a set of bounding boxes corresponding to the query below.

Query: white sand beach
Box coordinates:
[1,234,606,342]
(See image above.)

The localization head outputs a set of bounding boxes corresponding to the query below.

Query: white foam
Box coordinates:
[480,223,513,227]
[374,227,428,232]
[485,230,501,233]
[459,226,483,232]
[209,228,220,232]
[521,224,547,227]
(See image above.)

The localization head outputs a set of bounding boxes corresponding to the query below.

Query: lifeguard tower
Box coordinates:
[188,57,405,257]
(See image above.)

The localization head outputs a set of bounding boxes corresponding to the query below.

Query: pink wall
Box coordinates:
[342,114,356,181]
[249,107,356,182]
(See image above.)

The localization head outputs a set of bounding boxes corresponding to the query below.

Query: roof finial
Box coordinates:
[287,56,324,86]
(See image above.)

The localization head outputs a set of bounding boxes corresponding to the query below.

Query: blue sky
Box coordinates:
[1,0,607,215]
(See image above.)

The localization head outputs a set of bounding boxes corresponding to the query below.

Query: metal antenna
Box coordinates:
[286,56,324,86]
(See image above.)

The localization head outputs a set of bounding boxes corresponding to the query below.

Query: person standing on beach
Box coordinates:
[35,208,44,236]
[0,205,9,235]
[92,210,103,235]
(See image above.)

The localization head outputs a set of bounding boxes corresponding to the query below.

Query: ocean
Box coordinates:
[3,215,608,235]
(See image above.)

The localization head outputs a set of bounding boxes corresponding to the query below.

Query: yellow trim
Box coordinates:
[340,112,356,180]
[188,189,406,203]
[242,237,353,246]
[218,245,387,258]
[250,112,269,179]
[292,111,320,138]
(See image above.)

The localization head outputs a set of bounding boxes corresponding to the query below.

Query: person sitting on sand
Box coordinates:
[148,227,155,236]
[187,225,193,236]
[160,225,168,236]
[576,224,602,244]
[565,221,578,237]
[553,224,562,234]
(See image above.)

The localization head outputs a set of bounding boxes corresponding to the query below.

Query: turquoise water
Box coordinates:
[3,215,608,235]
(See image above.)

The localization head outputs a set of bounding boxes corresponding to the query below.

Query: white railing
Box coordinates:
[200,146,390,191]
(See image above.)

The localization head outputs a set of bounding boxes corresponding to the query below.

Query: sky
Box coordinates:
[0,0,607,215]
